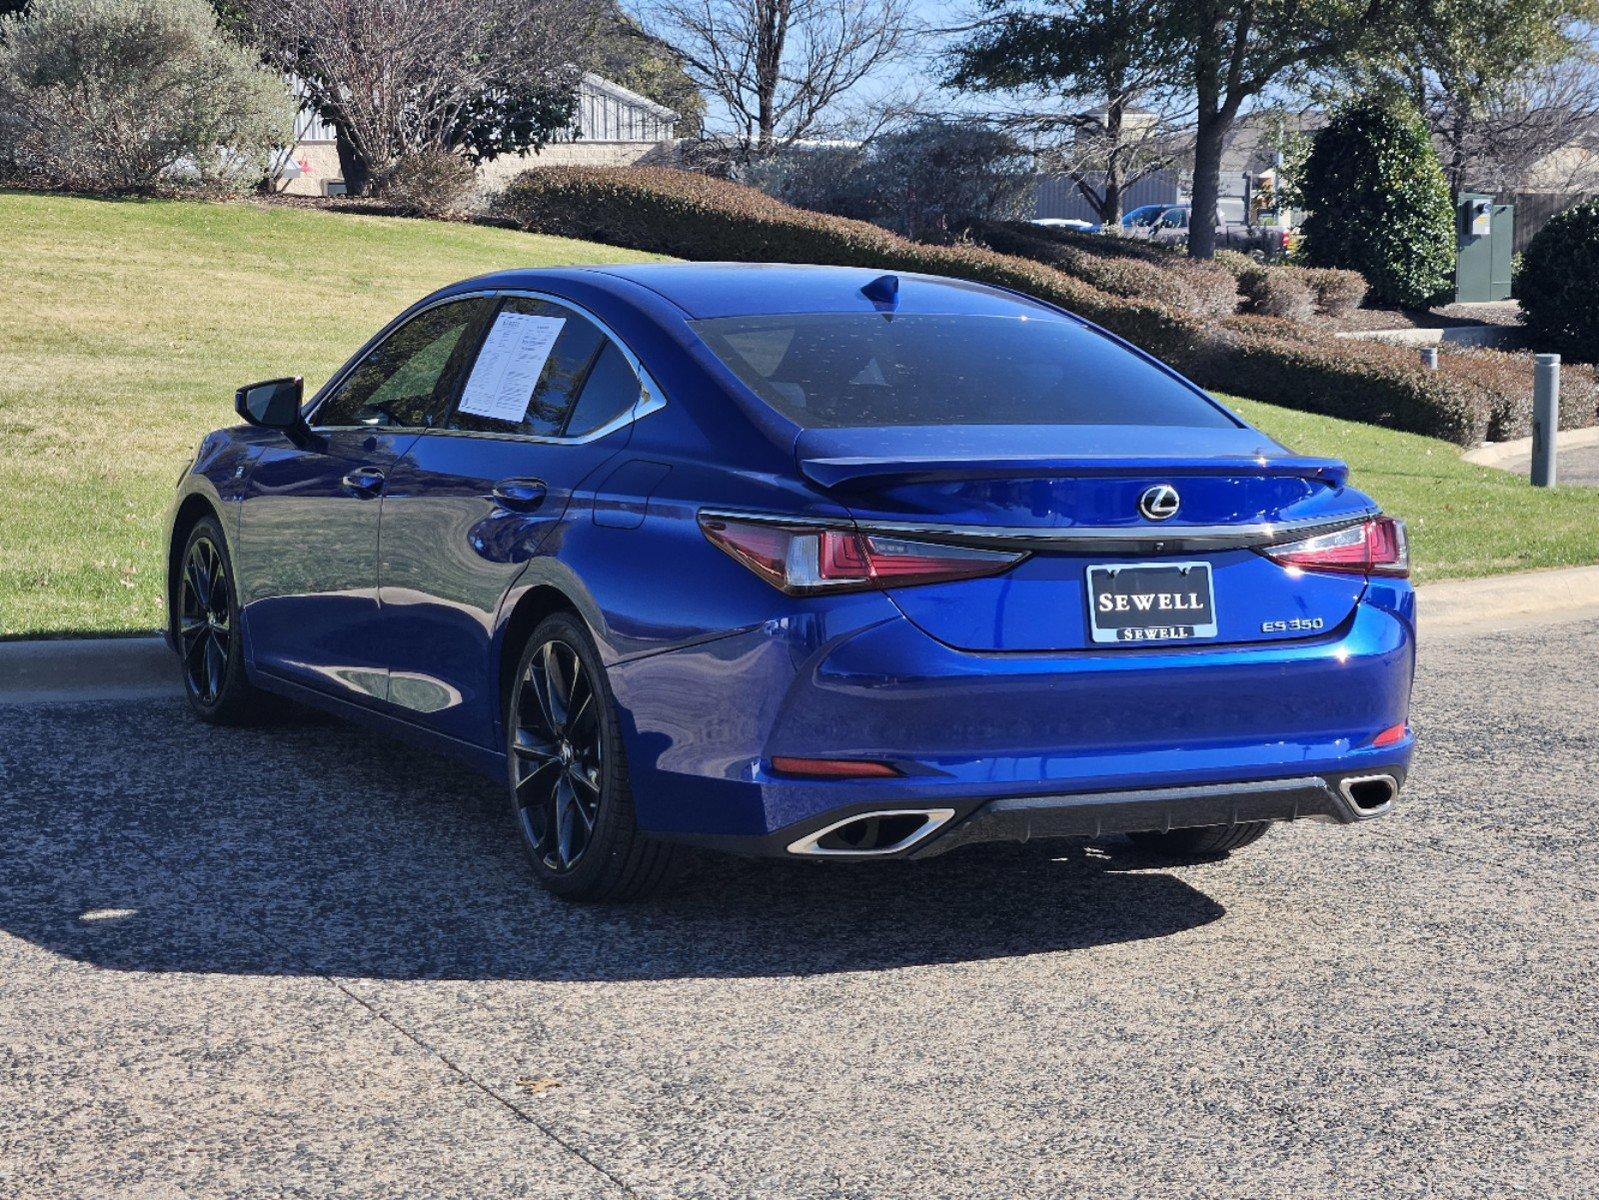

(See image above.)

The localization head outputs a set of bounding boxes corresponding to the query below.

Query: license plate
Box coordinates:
[1086,562,1217,644]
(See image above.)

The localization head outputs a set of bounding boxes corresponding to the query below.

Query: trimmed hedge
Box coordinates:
[1235,264,1314,321]
[1303,267,1368,317]
[1214,251,1368,320]
[493,167,1211,363]
[972,221,1239,319]
[1440,347,1599,440]
[491,166,1570,447]
[1199,316,1491,446]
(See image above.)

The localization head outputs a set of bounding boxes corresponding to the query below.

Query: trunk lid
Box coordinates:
[797,425,1375,653]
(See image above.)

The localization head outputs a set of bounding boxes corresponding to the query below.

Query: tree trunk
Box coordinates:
[1103,101,1125,226]
[1189,111,1226,260]
[1447,105,1467,198]
[334,124,370,197]
[753,0,789,155]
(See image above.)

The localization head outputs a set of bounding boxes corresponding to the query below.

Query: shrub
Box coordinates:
[1298,97,1455,309]
[974,221,1239,319]
[1216,251,1367,319]
[1211,249,1257,279]
[747,145,879,223]
[1301,267,1368,317]
[1516,199,1599,361]
[1439,346,1599,439]
[0,0,293,194]
[377,149,478,217]
[493,166,1493,444]
[1199,316,1491,445]
[866,119,1032,243]
[1236,263,1314,321]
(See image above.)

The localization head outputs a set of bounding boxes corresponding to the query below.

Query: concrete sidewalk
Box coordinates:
[3,563,1596,704]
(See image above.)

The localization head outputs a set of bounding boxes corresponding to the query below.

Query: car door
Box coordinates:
[237,296,491,702]
[376,293,653,744]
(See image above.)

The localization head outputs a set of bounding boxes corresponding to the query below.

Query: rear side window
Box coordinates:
[448,297,629,437]
[690,313,1235,429]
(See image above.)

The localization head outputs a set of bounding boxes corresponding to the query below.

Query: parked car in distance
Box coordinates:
[1031,217,1101,233]
[1141,204,1297,256]
[1119,203,1174,233]
[167,263,1415,901]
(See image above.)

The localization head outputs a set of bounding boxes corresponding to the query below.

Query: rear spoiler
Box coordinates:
[799,453,1351,491]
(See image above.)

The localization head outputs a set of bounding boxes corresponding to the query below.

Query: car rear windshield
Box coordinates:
[690,312,1236,429]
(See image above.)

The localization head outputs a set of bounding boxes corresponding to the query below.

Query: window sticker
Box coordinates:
[457,312,567,423]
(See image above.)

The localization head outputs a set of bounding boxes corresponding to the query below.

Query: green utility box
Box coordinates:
[1455,193,1514,302]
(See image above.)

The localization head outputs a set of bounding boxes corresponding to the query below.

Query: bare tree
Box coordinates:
[1345,0,1599,196]
[632,0,920,155]
[246,0,600,194]
[947,0,1191,226]
[1457,57,1599,194]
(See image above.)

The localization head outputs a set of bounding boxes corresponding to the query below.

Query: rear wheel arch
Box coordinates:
[498,584,585,720]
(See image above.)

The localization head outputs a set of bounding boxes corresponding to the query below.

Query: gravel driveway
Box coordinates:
[2,616,1597,1198]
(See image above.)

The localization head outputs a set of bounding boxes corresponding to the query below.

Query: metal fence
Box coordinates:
[1031,171,1181,223]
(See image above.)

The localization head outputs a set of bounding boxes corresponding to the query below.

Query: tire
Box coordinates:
[1127,822,1272,857]
[505,612,680,902]
[173,515,263,725]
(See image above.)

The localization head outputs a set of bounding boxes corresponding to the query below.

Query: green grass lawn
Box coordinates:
[1224,397,1599,583]
[1,191,1594,636]
[0,192,667,636]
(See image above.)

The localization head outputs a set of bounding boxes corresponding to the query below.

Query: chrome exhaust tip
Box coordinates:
[786,808,958,857]
[1338,773,1398,816]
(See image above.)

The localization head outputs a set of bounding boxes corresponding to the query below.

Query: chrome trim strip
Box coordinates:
[304,286,666,444]
[786,808,959,858]
[698,507,1379,552]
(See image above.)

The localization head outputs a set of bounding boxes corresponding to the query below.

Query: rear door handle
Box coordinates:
[341,466,385,498]
[492,479,548,513]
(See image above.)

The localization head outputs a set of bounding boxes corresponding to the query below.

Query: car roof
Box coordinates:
[449,263,1069,321]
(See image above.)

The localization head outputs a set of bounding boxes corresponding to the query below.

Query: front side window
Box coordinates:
[691,312,1236,430]
[315,298,487,429]
[449,297,639,437]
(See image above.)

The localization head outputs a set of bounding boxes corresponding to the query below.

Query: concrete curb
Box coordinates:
[0,635,177,704]
[1462,425,1599,469]
[1335,325,1519,349]
[1419,564,1599,636]
[3,566,1597,703]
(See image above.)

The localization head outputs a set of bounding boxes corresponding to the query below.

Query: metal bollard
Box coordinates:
[1419,346,1438,371]
[1531,353,1560,488]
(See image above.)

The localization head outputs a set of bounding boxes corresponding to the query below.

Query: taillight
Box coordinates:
[699,515,1026,595]
[1262,517,1409,578]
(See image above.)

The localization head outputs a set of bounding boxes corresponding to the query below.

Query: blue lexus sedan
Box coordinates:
[166,263,1415,900]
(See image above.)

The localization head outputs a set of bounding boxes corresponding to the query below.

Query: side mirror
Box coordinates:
[236,377,313,445]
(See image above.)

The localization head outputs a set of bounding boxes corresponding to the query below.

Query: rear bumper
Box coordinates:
[661,769,1405,860]
[609,585,1416,846]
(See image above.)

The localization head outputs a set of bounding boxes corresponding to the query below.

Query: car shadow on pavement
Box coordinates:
[0,698,1227,982]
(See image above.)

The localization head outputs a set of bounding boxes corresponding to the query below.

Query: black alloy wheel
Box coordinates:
[174,516,259,724]
[178,534,232,706]
[511,637,604,873]
[506,613,680,901]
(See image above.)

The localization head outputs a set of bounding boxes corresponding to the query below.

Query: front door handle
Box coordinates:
[492,479,548,513]
[341,466,385,498]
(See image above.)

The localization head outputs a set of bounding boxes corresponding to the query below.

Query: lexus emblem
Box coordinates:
[1138,484,1180,522]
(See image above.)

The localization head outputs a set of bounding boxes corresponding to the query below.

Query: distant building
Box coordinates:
[278,73,679,198]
